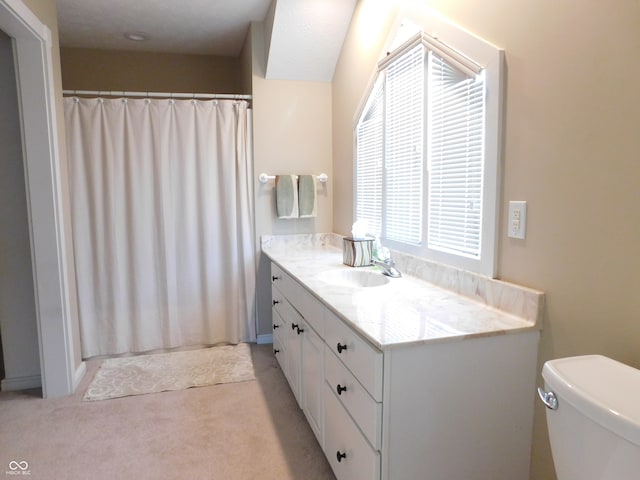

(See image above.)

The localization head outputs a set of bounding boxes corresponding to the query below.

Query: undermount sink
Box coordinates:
[317,268,390,288]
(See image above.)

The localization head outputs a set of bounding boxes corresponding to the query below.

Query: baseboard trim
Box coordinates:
[1,374,41,392]
[72,361,87,392]
[256,334,273,345]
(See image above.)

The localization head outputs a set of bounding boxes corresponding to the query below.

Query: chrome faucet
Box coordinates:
[372,258,402,278]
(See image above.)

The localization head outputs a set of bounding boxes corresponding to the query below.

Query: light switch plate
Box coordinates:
[508,201,527,239]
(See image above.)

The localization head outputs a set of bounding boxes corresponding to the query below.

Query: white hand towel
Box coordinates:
[298,175,317,218]
[276,175,299,219]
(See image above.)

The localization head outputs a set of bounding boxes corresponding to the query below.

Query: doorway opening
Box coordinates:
[0,0,84,397]
[0,27,41,391]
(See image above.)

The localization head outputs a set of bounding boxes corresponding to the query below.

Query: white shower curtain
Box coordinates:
[64,97,256,358]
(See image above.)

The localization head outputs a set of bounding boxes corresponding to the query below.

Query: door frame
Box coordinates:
[0,0,84,397]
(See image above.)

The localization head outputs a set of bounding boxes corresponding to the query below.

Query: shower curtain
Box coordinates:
[64,97,256,358]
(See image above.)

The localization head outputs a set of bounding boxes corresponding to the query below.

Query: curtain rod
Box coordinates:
[62,90,252,101]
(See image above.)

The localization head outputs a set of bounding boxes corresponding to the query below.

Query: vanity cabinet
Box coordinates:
[271,264,325,445]
[272,263,383,479]
[269,261,539,480]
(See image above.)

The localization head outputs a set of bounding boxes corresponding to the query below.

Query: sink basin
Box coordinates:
[317,269,390,288]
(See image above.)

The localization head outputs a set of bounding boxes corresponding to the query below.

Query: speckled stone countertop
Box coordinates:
[262,234,544,350]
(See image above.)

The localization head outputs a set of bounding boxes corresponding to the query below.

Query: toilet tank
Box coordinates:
[541,355,640,480]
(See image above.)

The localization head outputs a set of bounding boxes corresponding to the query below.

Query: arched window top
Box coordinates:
[380,30,482,78]
[354,12,503,277]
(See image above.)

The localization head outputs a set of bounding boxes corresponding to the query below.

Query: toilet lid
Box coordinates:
[543,355,640,447]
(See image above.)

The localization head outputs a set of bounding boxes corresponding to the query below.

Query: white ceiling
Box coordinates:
[56,0,357,81]
[57,0,272,57]
[265,0,356,81]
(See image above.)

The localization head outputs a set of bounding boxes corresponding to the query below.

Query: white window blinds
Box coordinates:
[355,77,384,237]
[427,52,485,258]
[355,26,498,275]
[384,44,424,245]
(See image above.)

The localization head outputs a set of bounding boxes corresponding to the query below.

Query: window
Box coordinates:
[427,52,484,259]
[355,20,503,277]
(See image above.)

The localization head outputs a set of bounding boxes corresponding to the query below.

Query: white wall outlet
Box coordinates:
[508,201,527,239]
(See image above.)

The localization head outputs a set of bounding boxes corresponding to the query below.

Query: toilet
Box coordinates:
[539,355,640,480]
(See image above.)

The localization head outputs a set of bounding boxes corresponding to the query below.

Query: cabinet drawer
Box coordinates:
[325,346,381,449]
[272,316,287,373]
[272,262,325,338]
[325,310,383,401]
[272,307,287,343]
[271,263,286,287]
[324,383,380,480]
[271,263,305,312]
[273,295,303,333]
[271,286,286,320]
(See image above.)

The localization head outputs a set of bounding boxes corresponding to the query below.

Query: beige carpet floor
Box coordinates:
[0,344,336,480]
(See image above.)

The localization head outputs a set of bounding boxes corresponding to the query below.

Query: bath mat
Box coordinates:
[83,343,255,401]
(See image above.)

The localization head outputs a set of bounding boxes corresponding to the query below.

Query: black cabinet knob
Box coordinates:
[337,342,348,354]
[272,299,280,306]
[273,324,279,329]
[296,326,304,335]
[291,323,299,331]
[336,384,347,395]
[272,275,280,281]
[336,451,346,463]
[274,348,280,354]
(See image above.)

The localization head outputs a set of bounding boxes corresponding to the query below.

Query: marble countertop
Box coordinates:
[262,234,543,351]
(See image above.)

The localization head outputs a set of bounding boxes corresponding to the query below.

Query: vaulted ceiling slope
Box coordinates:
[263,0,356,82]
[56,0,357,82]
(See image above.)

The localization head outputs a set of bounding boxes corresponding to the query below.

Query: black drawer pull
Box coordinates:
[291,323,299,331]
[273,324,279,329]
[272,299,279,306]
[336,384,347,395]
[274,348,280,354]
[336,451,346,463]
[272,275,280,281]
[337,342,348,354]
[296,326,304,335]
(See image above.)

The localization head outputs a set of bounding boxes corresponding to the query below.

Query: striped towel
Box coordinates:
[276,175,299,219]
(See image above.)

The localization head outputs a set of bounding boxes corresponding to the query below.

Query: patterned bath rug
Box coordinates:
[83,343,255,401]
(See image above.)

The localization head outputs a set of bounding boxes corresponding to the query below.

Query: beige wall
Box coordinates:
[334,1,640,479]
[20,0,83,375]
[250,22,333,337]
[239,31,253,95]
[60,47,243,93]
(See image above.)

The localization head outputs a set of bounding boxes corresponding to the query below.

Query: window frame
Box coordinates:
[353,15,504,278]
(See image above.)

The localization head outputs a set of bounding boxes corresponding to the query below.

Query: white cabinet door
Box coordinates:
[283,302,304,406]
[302,321,324,446]
[272,308,288,374]
[273,275,303,405]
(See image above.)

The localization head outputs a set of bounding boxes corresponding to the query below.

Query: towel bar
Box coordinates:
[259,173,328,184]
